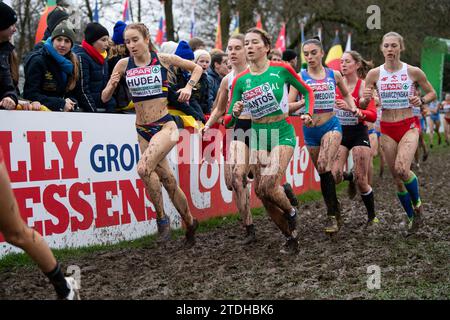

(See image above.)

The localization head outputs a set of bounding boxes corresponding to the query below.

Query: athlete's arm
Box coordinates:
[225,75,243,128]
[205,76,229,128]
[101,58,127,103]
[158,53,203,103]
[288,83,305,114]
[356,79,377,122]
[283,64,314,116]
[361,68,379,109]
[409,66,437,107]
[334,71,358,114]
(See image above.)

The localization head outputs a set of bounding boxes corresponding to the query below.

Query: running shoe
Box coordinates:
[283,183,300,209]
[184,218,199,248]
[324,215,342,234]
[279,236,299,255]
[156,216,171,243]
[241,224,256,245]
[365,217,380,231]
[64,277,81,300]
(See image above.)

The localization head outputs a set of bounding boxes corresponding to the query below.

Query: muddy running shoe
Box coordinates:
[64,277,81,300]
[279,236,299,255]
[156,216,171,243]
[241,224,256,245]
[184,219,199,248]
[365,217,380,231]
[324,215,342,234]
[407,204,424,235]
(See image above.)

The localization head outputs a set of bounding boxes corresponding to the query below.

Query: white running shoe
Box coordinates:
[64,276,81,300]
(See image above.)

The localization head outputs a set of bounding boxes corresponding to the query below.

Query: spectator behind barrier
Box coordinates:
[23,22,80,112]
[108,21,133,113]
[167,41,206,122]
[73,22,116,112]
[282,48,298,71]
[33,7,71,52]
[269,48,282,62]
[193,49,212,115]
[188,37,206,52]
[207,50,228,110]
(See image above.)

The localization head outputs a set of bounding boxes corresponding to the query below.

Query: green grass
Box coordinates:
[0,132,447,271]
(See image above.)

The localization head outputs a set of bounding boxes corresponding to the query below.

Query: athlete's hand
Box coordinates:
[177,87,192,103]
[110,72,121,86]
[335,99,352,111]
[0,97,16,110]
[301,114,313,127]
[409,96,422,107]
[233,101,244,118]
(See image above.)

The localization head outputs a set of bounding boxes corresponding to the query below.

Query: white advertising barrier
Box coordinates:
[0,111,184,257]
[0,111,320,258]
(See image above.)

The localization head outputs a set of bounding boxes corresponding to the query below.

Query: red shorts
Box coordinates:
[414,116,422,133]
[380,117,418,143]
[446,117,450,125]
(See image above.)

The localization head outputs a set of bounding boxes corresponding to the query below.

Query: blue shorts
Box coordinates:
[303,115,342,147]
[430,113,440,122]
[420,118,426,130]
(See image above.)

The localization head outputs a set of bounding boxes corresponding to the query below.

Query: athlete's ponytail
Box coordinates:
[345,50,374,80]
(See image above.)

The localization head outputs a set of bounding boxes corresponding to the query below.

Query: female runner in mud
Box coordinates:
[331,51,379,229]
[228,28,315,254]
[288,37,359,235]
[363,32,436,234]
[102,23,202,247]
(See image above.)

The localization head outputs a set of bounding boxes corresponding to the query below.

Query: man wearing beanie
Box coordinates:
[0,1,19,109]
[73,22,115,112]
[23,21,79,112]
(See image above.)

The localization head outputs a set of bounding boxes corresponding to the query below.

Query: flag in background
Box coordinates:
[325,30,343,71]
[122,0,131,23]
[215,11,222,49]
[275,23,286,52]
[317,27,322,41]
[256,13,263,29]
[35,0,57,44]
[93,0,99,23]
[231,11,239,35]
[155,16,165,46]
[300,22,307,70]
[345,32,352,52]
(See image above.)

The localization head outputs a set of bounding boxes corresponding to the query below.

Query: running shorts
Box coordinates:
[303,115,342,147]
[251,119,296,151]
[380,117,418,143]
[136,113,174,142]
[341,123,371,150]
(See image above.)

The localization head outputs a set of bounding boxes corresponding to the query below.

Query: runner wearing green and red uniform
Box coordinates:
[228,28,314,254]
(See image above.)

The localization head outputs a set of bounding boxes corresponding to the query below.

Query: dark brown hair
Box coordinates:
[344,50,374,79]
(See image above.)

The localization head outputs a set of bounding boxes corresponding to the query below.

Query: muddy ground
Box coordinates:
[0,149,449,300]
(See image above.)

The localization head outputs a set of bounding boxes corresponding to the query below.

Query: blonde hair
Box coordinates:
[382,32,405,51]
[194,49,210,64]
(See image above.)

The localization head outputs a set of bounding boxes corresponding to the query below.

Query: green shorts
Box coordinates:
[251,119,296,151]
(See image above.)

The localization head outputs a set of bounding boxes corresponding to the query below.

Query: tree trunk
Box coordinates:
[164,0,175,41]
[236,0,254,34]
[219,0,231,49]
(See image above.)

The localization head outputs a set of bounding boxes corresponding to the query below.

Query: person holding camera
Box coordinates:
[23,21,80,112]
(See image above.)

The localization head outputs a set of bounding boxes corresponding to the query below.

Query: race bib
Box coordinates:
[242,83,280,119]
[336,109,358,126]
[126,65,163,97]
